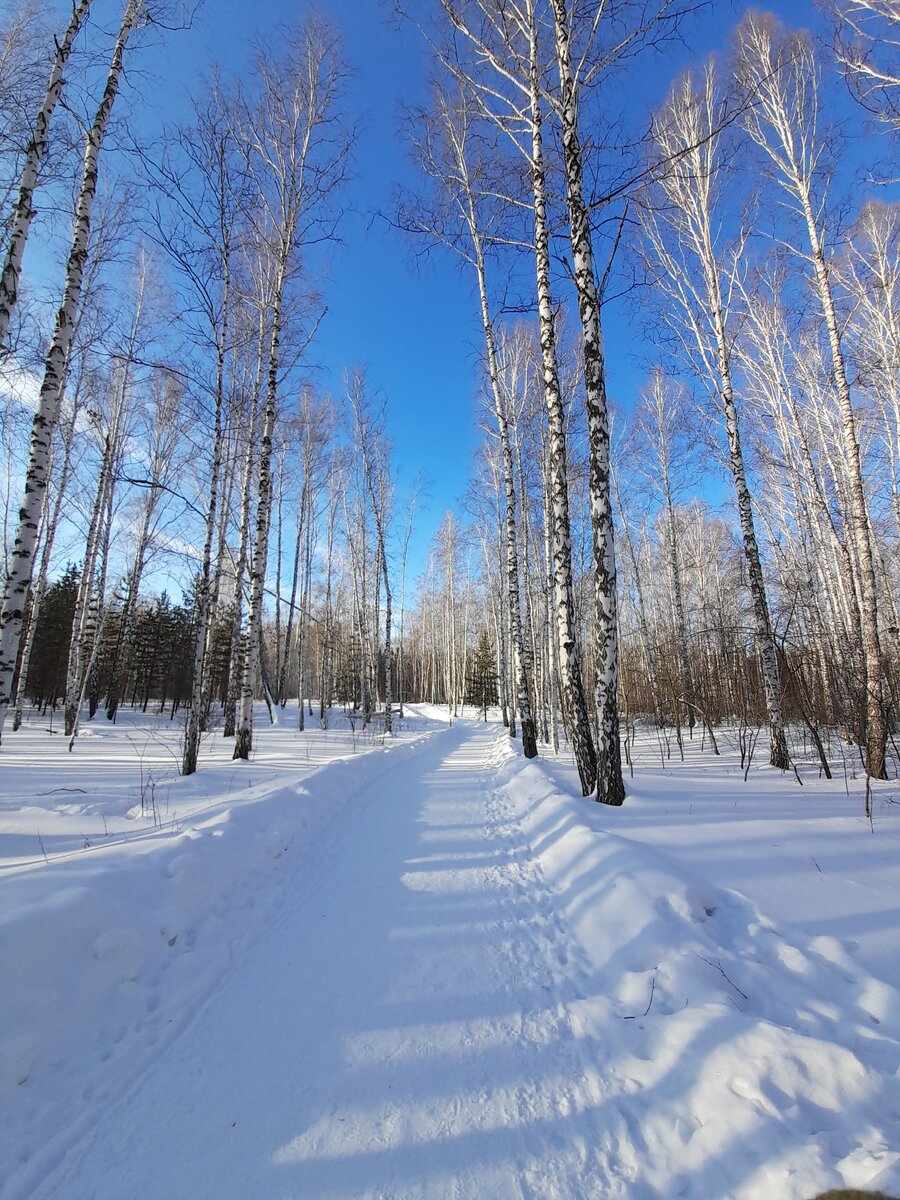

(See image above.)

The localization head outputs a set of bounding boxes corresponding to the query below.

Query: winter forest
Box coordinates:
[3,1,900,1198]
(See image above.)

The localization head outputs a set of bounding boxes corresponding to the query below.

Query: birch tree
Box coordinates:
[734,268,866,751]
[222,299,266,740]
[63,358,131,738]
[545,0,652,804]
[0,0,93,347]
[0,0,147,743]
[151,88,248,773]
[232,17,351,760]
[348,373,395,733]
[432,0,597,790]
[841,202,900,537]
[395,476,424,719]
[401,80,537,757]
[635,370,695,733]
[736,12,887,778]
[106,368,182,723]
[0,3,53,263]
[829,0,900,136]
[11,375,83,731]
[641,60,791,770]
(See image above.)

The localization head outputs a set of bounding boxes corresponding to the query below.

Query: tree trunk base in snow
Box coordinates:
[769,727,790,772]
[596,772,625,806]
[521,717,538,759]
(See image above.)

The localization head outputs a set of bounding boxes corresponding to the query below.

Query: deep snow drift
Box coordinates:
[1,704,899,1199]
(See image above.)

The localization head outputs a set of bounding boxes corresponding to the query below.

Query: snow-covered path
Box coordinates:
[7,714,900,1200]
[24,721,614,1200]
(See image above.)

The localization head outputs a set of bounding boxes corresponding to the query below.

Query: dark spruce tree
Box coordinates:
[466,630,498,722]
[23,563,79,719]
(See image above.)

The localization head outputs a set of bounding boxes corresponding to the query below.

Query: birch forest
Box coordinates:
[2,0,899,804]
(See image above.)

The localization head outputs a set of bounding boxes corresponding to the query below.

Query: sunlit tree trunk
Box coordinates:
[223,385,259,739]
[233,19,350,757]
[540,422,560,754]
[183,298,230,768]
[0,0,93,346]
[526,1,596,792]
[465,217,536,745]
[0,0,143,742]
[12,388,81,731]
[737,13,886,779]
[644,61,789,770]
[235,261,284,760]
[64,376,126,738]
[550,0,623,802]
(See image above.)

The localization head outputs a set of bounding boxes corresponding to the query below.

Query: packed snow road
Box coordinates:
[6,714,900,1200]
[20,721,618,1200]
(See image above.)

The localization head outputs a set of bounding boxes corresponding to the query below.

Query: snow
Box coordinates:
[2,706,899,1199]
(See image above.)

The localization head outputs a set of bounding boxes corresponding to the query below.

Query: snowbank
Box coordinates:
[496,746,900,1196]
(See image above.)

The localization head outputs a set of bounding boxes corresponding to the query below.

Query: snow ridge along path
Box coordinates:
[4,715,900,1199]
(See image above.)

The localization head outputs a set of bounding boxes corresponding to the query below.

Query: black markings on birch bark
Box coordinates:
[549,0,624,804]
[526,1,597,794]
[182,224,230,772]
[735,13,887,780]
[0,0,93,347]
[644,62,790,771]
[452,101,537,756]
[0,0,142,743]
[234,276,283,760]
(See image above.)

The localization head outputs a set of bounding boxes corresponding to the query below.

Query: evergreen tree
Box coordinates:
[466,629,498,722]
[23,564,79,716]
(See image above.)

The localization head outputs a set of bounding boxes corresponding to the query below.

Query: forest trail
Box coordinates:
[10,714,900,1200]
[23,720,620,1200]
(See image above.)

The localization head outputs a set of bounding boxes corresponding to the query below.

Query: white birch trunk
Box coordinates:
[550,0,623,803]
[296,484,315,729]
[646,64,789,770]
[802,204,886,777]
[183,312,229,770]
[737,16,885,776]
[280,467,307,708]
[527,1,596,793]
[223,389,260,739]
[466,205,537,753]
[12,392,80,730]
[234,272,284,759]
[64,390,123,737]
[0,0,93,346]
[0,0,142,742]
[541,433,560,754]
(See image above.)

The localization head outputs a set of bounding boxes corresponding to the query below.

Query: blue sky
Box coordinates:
[37,0,872,580]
